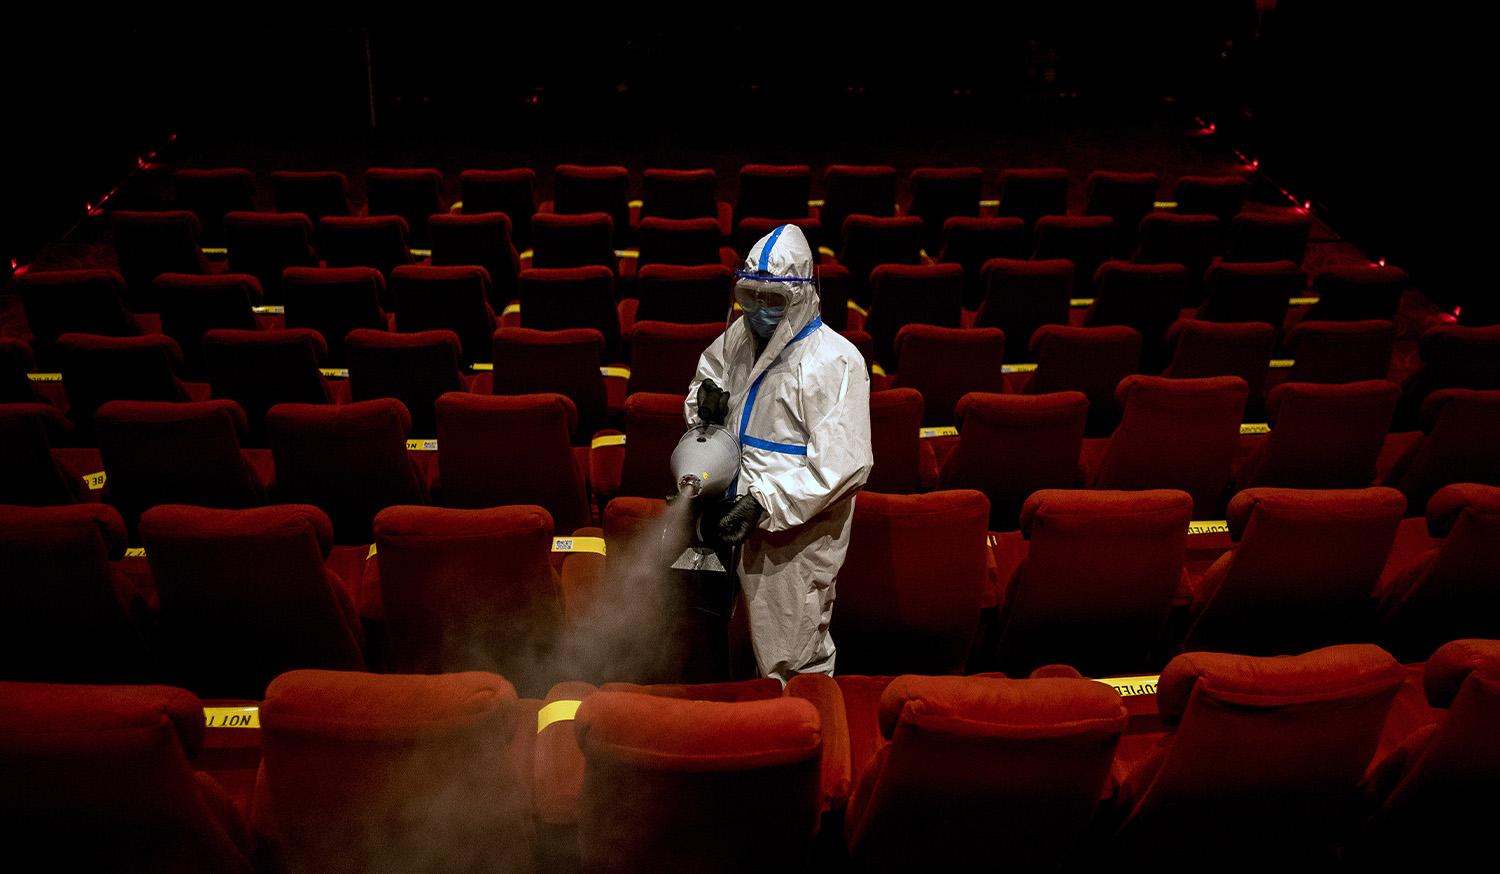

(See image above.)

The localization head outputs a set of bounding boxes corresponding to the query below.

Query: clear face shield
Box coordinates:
[733,271,812,338]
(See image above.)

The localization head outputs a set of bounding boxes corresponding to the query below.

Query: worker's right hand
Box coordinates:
[696,379,730,426]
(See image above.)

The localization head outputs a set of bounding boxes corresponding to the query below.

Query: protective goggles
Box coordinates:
[733,270,813,312]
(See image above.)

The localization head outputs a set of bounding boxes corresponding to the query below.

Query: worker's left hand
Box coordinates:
[718,494,764,546]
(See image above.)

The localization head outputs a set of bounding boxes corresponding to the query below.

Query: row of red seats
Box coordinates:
[5,638,1495,868]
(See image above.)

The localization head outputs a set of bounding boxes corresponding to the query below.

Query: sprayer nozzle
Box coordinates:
[677,475,703,497]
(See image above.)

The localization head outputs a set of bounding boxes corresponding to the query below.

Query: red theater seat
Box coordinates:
[1196,260,1304,331]
[905,166,983,253]
[1085,260,1188,371]
[1181,487,1406,655]
[1387,389,1500,514]
[1224,210,1312,264]
[345,328,467,438]
[492,327,609,442]
[843,675,1127,871]
[267,399,427,544]
[459,168,537,248]
[866,388,930,494]
[865,263,964,369]
[222,211,318,302]
[991,488,1191,676]
[736,164,812,222]
[95,400,269,532]
[109,210,213,311]
[974,258,1074,356]
[1235,381,1399,490]
[821,164,898,249]
[155,273,262,378]
[1131,212,1220,298]
[518,266,623,360]
[0,340,38,404]
[1285,319,1395,384]
[202,329,332,445]
[253,670,531,874]
[270,170,350,228]
[0,504,151,683]
[996,167,1069,230]
[282,266,389,366]
[936,216,1029,310]
[638,216,732,270]
[1395,324,1500,428]
[318,215,414,279]
[428,212,522,310]
[373,506,563,693]
[838,215,924,308]
[891,325,1006,425]
[391,264,497,365]
[1032,214,1115,293]
[1307,265,1409,322]
[1163,319,1275,414]
[1109,645,1405,864]
[530,211,617,273]
[634,264,733,326]
[175,168,256,246]
[641,168,730,233]
[0,681,253,871]
[832,490,990,675]
[432,392,591,532]
[17,269,141,367]
[574,691,823,872]
[0,403,83,506]
[1378,486,1500,660]
[1091,375,1248,516]
[939,392,1088,530]
[1170,174,1249,224]
[1025,325,1142,437]
[1085,170,1160,255]
[56,333,197,440]
[364,167,445,245]
[552,164,631,239]
[627,321,722,396]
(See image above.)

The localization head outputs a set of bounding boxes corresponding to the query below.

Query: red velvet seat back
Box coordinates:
[865,263,964,369]
[822,164,898,249]
[0,338,39,403]
[1393,388,1500,514]
[892,324,1006,425]
[255,669,530,874]
[1196,260,1304,330]
[906,167,983,252]
[1084,170,1159,254]
[428,211,521,309]
[736,164,812,223]
[492,327,608,442]
[17,269,140,367]
[531,211,617,273]
[365,167,445,245]
[1183,487,1406,654]
[95,400,266,531]
[0,681,252,872]
[1379,486,1500,659]
[1026,324,1142,436]
[628,321,722,395]
[846,676,1127,870]
[576,691,823,873]
[996,488,1191,675]
[1286,319,1395,384]
[638,216,723,267]
[460,167,537,247]
[434,392,590,532]
[1225,210,1311,264]
[554,164,631,235]
[1396,324,1500,427]
[155,272,262,378]
[282,265,388,365]
[140,504,362,697]
[833,490,990,675]
[940,391,1088,530]
[222,211,318,302]
[1113,645,1404,864]
[203,328,329,445]
[973,258,1073,357]
[345,328,465,438]
[174,167,256,246]
[110,210,211,311]
[267,399,427,543]
[1131,212,1220,294]
[642,168,720,220]
[374,506,563,692]
[1085,260,1187,370]
[518,265,622,360]
[57,332,191,438]
[0,403,80,505]
[391,264,497,364]
[937,217,1030,305]
[996,167,1069,229]
[617,392,689,499]
[838,214,924,307]
[1032,214,1116,292]
[1171,174,1249,223]
[319,215,414,279]
[270,170,350,228]
[866,388,925,494]
[1307,265,1408,322]
[1237,380,1398,489]
[1163,319,1275,409]
[0,503,149,683]
[1094,375,1248,516]
[635,264,733,325]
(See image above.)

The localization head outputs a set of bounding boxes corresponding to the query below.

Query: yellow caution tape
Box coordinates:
[808,199,826,208]
[614,249,640,259]
[870,363,887,377]
[123,547,146,557]
[978,199,1000,208]
[470,362,494,371]
[600,366,631,379]
[405,439,438,451]
[1152,201,1178,209]
[1069,298,1096,307]
[367,543,377,559]
[451,200,463,211]
[410,248,432,258]
[1001,362,1038,373]
[591,434,627,449]
[519,248,534,260]
[1187,520,1230,536]
[252,305,285,315]
[918,249,930,260]
[204,706,260,729]
[846,300,868,318]
[1288,296,1319,306]
[502,303,520,316]
[26,372,63,382]
[552,536,606,555]
[202,247,229,255]
[627,199,643,209]
[1268,359,1295,369]
[82,471,107,491]
[986,533,998,547]
[919,426,958,438]
[1239,422,1271,435]
[537,699,582,733]
[319,368,350,378]
[1095,675,1160,697]
[817,246,836,259]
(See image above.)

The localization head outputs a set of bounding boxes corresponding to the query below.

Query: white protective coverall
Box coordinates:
[684,224,873,681]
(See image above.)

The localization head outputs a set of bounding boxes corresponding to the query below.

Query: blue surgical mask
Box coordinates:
[746,305,785,338]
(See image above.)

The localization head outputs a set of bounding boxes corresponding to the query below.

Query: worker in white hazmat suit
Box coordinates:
[685,223,873,683]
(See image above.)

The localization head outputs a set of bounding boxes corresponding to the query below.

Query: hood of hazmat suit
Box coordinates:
[685,223,874,682]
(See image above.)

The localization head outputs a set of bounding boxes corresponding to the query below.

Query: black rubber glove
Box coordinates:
[718,494,764,546]
[696,379,730,426]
